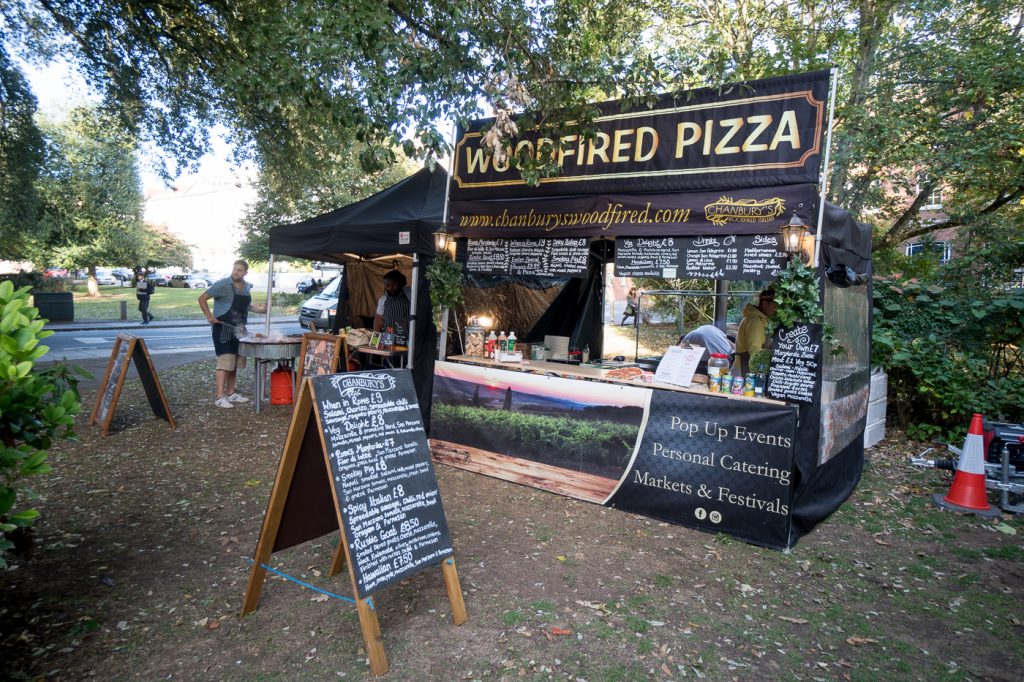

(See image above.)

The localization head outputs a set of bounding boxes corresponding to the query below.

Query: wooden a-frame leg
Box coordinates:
[328,536,347,577]
[355,597,388,675]
[441,557,468,626]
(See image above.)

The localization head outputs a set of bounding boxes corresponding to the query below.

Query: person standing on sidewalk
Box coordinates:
[197,260,266,409]
[135,271,154,324]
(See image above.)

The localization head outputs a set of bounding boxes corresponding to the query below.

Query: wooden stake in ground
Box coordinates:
[242,371,466,676]
[89,333,175,437]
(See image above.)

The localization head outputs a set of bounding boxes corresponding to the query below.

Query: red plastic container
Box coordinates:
[270,365,294,405]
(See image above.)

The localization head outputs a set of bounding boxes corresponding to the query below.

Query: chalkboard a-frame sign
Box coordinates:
[241,370,467,676]
[88,333,175,437]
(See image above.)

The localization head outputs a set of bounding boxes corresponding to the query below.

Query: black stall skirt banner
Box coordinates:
[430,361,798,549]
[605,390,798,549]
[449,184,817,239]
[451,70,830,201]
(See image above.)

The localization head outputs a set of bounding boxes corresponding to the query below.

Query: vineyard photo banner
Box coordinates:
[451,70,830,201]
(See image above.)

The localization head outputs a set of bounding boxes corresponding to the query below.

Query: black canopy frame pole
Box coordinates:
[407,253,419,370]
[264,253,274,335]
[438,133,456,362]
[813,68,839,267]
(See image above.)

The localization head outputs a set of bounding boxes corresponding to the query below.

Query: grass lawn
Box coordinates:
[3,358,1022,680]
[68,286,304,321]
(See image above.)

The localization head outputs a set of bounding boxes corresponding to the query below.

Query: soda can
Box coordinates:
[708,375,721,393]
[731,376,745,395]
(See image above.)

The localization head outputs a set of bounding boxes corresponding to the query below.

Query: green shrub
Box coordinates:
[0,281,82,567]
[873,276,1023,438]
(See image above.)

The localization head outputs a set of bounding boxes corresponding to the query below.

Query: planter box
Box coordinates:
[864,367,887,449]
[33,291,74,323]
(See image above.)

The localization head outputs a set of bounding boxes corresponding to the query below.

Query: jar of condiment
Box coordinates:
[708,353,729,378]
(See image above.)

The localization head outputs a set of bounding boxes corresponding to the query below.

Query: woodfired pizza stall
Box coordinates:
[430,69,874,550]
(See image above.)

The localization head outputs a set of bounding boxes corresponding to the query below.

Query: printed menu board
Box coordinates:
[766,323,823,405]
[615,235,786,280]
[465,238,589,277]
[310,371,454,598]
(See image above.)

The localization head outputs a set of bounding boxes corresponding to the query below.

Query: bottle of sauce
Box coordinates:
[486,331,497,358]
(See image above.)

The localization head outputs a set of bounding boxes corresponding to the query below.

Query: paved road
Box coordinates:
[41,319,306,390]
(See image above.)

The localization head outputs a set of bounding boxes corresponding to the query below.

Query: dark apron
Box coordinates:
[381,291,411,346]
[212,288,251,355]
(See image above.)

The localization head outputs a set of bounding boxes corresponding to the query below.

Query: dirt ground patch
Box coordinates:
[2,360,1023,680]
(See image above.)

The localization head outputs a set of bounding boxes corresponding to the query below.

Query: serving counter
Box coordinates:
[445,354,785,406]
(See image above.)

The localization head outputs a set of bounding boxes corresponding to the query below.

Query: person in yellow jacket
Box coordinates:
[735,287,777,376]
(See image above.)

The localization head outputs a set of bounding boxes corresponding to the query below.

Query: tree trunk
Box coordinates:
[87,265,99,297]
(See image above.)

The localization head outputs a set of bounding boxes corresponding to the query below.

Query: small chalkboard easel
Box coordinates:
[89,333,175,437]
[241,370,467,676]
[296,332,348,384]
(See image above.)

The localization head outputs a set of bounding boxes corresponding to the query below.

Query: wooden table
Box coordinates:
[353,345,407,369]
[445,355,785,405]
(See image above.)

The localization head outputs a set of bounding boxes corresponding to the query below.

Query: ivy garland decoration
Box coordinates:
[769,258,841,354]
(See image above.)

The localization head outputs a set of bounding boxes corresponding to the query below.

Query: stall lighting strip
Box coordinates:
[243,558,374,609]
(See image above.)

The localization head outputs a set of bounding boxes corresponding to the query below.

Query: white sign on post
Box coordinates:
[654,345,704,387]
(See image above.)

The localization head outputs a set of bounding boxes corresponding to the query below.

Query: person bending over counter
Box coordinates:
[678,324,734,374]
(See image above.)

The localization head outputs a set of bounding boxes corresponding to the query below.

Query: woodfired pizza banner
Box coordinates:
[450,70,830,201]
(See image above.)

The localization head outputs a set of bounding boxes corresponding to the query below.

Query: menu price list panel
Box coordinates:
[766,324,822,405]
[466,238,589,277]
[311,371,453,598]
[615,235,785,280]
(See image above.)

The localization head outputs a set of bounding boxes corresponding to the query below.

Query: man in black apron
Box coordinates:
[198,260,266,408]
[373,269,411,347]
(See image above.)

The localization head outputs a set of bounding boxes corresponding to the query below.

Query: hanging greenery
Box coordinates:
[425,254,465,329]
[770,259,841,353]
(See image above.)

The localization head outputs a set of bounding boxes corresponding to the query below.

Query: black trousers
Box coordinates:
[138,296,151,322]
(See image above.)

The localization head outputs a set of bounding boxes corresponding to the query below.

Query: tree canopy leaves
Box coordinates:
[3,0,1022,249]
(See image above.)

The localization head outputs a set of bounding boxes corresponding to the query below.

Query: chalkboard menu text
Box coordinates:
[766,323,823,405]
[311,371,454,597]
[466,238,589,276]
[615,235,785,280]
[242,369,467,676]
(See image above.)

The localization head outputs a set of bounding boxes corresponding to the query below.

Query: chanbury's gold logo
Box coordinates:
[705,197,785,225]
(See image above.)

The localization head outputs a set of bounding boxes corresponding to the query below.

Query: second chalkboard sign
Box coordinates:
[766,323,823,405]
[89,333,175,437]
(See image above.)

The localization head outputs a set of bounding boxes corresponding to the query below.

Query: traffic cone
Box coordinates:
[933,413,1000,517]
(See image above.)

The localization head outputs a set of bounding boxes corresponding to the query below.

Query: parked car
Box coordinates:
[94,269,117,286]
[111,267,134,284]
[298,275,341,330]
[146,272,169,286]
[169,274,209,289]
[43,267,68,279]
[296,275,320,294]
